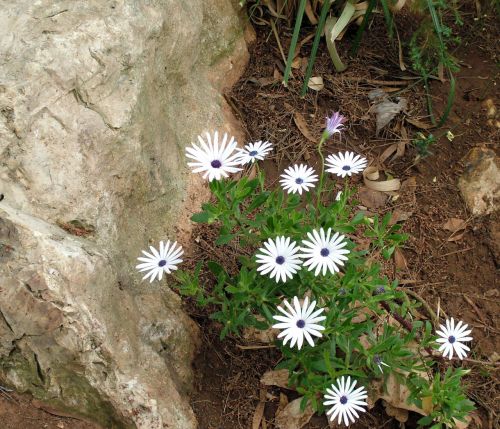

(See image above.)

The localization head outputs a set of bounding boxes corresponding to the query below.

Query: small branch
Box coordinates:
[379,300,438,359]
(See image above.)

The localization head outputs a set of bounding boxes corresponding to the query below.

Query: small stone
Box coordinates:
[458,147,499,215]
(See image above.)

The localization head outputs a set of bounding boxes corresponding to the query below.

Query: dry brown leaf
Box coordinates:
[275,397,314,429]
[370,93,407,134]
[442,218,467,233]
[394,248,408,271]
[305,0,318,24]
[363,166,401,193]
[379,143,399,164]
[406,117,432,130]
[308,76,324,91]
[260,369,291,389]
[389,209,413,225]
[372,372,432,416]
[358,186,387,208]
[257,76,279,86]
[278,392,289,411]
[447,231,466,242]
[293,112,316,142]
[291,57,302,69]
[252,401,266,429]
[383,401,409,423]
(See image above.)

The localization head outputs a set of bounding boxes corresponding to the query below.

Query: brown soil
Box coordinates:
[0,391,101,429]
[189,5,499,429]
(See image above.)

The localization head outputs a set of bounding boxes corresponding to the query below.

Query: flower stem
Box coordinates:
[255,163,265,192]
[316,133,328,209]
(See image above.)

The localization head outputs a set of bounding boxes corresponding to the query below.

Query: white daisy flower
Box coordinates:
[185,131,242,181]
[255,236,302,283]
[436,318,473,360]
[279,164,318,195]
[324,376,368,426]
[136,240,183,283]
[300,228,350,276]
[325,151,367,178]
[237,140,273,165]
[272,296,326,350]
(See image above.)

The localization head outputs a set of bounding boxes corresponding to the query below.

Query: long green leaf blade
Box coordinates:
[283,0,308,86]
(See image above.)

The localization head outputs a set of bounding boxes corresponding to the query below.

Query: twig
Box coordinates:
[434,247,473,259]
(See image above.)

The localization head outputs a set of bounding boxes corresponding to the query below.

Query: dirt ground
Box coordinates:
[189,5,499,429]
[0,390,101,429]
[0,4,498,429]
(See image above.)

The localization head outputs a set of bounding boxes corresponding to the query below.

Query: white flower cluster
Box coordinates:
[133,122,473,426]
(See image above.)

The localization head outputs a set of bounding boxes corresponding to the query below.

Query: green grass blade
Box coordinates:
[379,0,394,39]
[437,73,456,126]
[301,0,334,96]
[283,0,308,86]
[351,0,376,55]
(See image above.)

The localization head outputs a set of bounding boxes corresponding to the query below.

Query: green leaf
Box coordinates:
[215,234,234,245]
[191,211,210,223]
[207,261,224,276]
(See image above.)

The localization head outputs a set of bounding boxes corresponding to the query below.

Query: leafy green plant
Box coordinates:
[413,131,437,157]
[172,117,475,426]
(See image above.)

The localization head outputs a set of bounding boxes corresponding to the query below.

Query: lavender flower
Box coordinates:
[324,112,346,138]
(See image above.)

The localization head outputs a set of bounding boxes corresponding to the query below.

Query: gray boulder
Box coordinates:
[0,0,249,427]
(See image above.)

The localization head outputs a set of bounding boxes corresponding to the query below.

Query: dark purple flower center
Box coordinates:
[373,354,382,364]
[249,150,258,156]
[338,288,346,296]
[296,319,305,328]
[375,286,386,295]
[320,248,330,257]
[340,395,348,405]
[158,259,167,267]
[342,165,351,171]
[275,256,285,265]
[211,160,222,169]
[295,178,304,184]
[448,335,456,344]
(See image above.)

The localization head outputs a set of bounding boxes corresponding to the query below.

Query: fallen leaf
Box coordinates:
[394,248,408,271]
[260,369,290,389]
[308,76,324,91]
[275,397,314,429]
[243,325,278,343]
[372,95,408,134]
[363,166,401,193]
[406,117,433,130]
[291,57,302,69]
[358,186,387,208]
[442,218,467,233]
[278,392,289,411]
[257,77,279,86]
[372,372,431,416]
[293,113,316,142]
[252,401,266,429]
[447,231,466,242]
[389,209,413,225]
[383,401,409,423]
